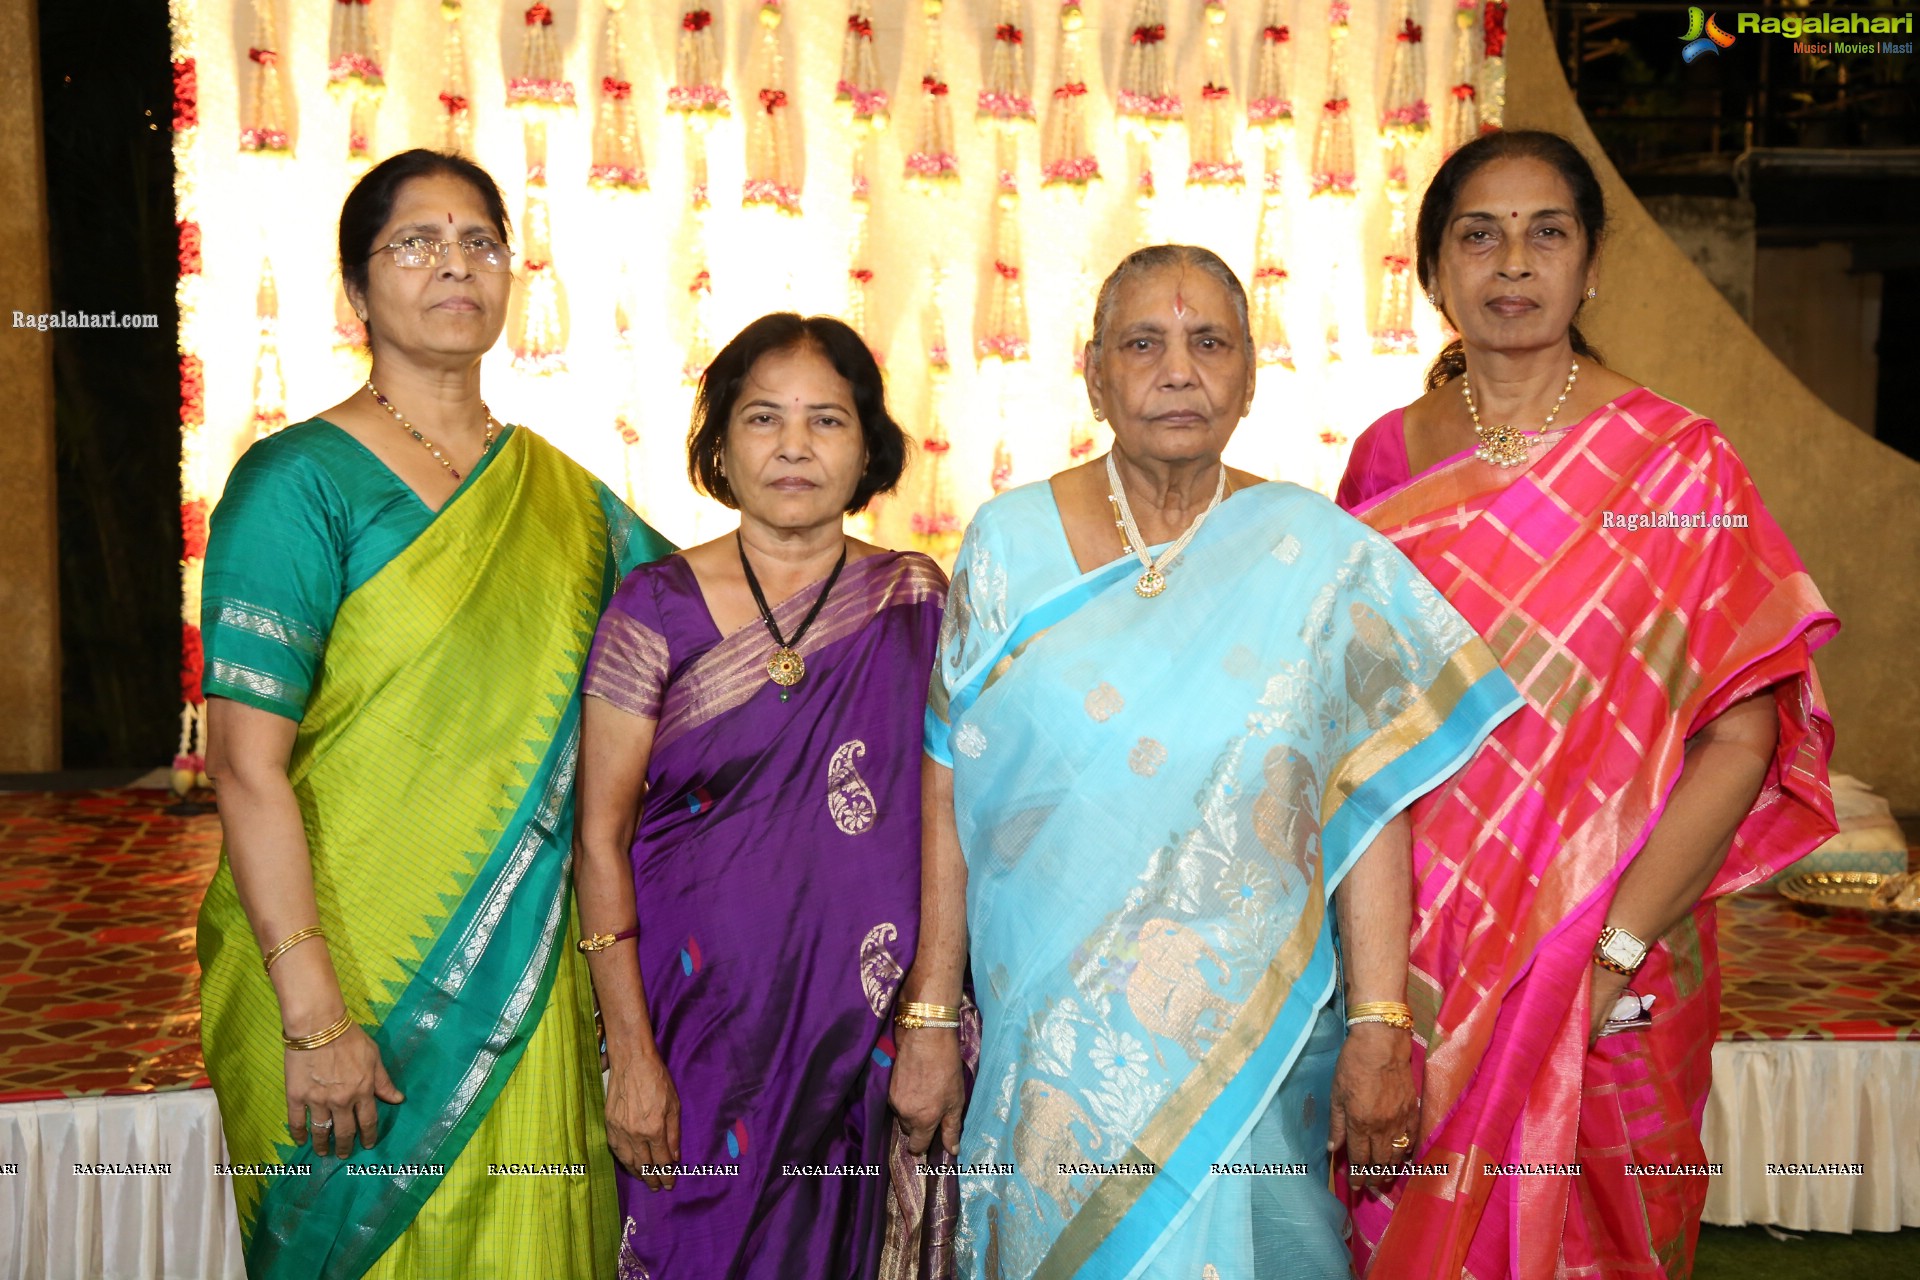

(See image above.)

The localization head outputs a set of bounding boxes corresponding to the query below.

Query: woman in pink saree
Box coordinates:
[1336,131,1838,1279]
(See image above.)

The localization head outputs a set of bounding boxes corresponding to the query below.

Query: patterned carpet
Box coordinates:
[0,790,1915,1101]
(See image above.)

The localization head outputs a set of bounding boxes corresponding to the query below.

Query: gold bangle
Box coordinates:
[1346,1012,1415,1030]
[262,926,325,974]
[577,924,639,954]
[283,1010,354,1051]
[1347,1001,1413,1023]
[895,1013,962,1031]
[898,1001,963,1023]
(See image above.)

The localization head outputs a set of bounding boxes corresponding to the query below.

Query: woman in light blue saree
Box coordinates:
[887,247,1523,1278]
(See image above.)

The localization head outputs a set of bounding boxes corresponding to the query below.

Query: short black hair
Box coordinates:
[338,148,512,335]
[687,314,908,515]
[1416,130,1606,388]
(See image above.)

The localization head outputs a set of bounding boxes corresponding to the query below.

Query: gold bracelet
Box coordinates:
[898,1001,963,1023]
[895,1013,962,1031]
[262,926,325,974]
[1347,1000,1413,1021]
[283,1010,354,1051]
[1346,1012,1415,1030]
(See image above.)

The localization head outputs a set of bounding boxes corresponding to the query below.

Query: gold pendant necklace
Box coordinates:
[1105,452,1228,598]
[1461,360,1579,469]
[366,381,499,481]
[737,532,848,702]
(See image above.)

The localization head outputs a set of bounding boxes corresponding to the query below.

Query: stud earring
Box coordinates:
[1425,292,1438,308]
[1092,408,1105,422]
[1586,287,1597,300]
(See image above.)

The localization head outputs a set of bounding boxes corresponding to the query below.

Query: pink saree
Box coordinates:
[1337,388,1838,1279]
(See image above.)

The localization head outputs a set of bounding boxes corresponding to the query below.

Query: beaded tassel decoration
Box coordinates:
[1041,2,1098,191]
[911,262,961,556]
[1117,0,1180,135]
[590,0,647,191]
[1380,0,1429,145]
[611,289,642,504]
[327,0,383,162]
[743,0,800,213]
[1371,160,1417,353]
[508,2,575,111]
[669,6,730,118]
[905,0,959,189]
[978,134,1030,363]
[249,260,287,438]
[1188,0,1242,189]
[847,144,879,357]
[1251,169,1295,368]
[979,0,1035,131]
[682,266,715,385]
[1444,0,1480,154]
[1480,1,1507,132]
[838,0,890,127]
[991,439,1014,493]
[239,0,291,154]
[1068,265,1098,462]
[511,127,568,375]
[1310,1,1356,196]
[439,1,475,154]
[1248,1,1293,136]
[331,277,367,363]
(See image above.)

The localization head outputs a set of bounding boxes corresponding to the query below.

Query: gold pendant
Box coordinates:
[1473,423,1532,469]
[1135,568,1167,598]
[767,647,805,688]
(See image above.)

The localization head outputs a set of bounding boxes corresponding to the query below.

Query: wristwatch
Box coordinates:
[1593,926,1650,977]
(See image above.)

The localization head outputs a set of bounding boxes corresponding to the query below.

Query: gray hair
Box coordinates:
[1088,244,1253,361]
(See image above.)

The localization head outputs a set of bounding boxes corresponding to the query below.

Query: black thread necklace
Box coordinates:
[737,531,848,702]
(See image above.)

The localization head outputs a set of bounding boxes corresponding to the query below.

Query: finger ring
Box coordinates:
[1391,1134,1412,1149]
[313,1118,333,1130]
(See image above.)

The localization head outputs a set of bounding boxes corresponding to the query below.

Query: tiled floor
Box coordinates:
[0,791,1915,1101]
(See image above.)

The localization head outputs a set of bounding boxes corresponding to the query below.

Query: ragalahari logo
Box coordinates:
[1680,7,1737,62]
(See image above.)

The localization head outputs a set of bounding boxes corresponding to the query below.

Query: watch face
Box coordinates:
[1602,932,1644,968]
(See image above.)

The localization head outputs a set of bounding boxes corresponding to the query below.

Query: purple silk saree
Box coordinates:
[583,550,948,1280]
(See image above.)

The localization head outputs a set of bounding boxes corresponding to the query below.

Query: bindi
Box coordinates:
[1172,291,1188,319]
[1510,211,1519,218]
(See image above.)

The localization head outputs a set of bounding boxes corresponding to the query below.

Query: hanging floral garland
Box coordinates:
[682,266,715,385]
[905,0,959,188]
[249,261,287,438]
[327,0,383,162]
[170,0,210,793]
[669,6,730,118]
[1251,191,1295,369]
[1480,1,1507,132]
[978,135,1030,362]
[1380,0,1429,145]
[837,0,889,127]
[1117,0,1180,132]
[508,1,575,110]
[590,0,646,191]
[1248,1,1292,137]
[509,8,574,376]
[1188,0,1242,188]
[439,1,475,154]
[743,0,800,213]
[979,0,1035,130]
[1372,0,1424,353]
[912,261,961,555]
[1309,1,1356,197]
[1041,1,1098,190]
[1445,0,1480,155]
[238,0,290,154]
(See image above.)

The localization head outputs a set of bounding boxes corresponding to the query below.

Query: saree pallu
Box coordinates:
[199,429,629,1280]
[584,552,947,1279]
[1342,389,1839,1279]
[929,482,1522,1279]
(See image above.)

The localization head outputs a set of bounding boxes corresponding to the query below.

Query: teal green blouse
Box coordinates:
[201,418,670,721]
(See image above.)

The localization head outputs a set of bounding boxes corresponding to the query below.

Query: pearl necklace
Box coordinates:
[1105,452,1228,599]
[1461,360,1579,469]
[366,380,499,482]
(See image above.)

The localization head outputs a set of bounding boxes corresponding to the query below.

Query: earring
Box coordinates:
[1425,292,1438,308]
[355,310,367,322]
[1586,287,1597,300]
[1091,408,1105,422]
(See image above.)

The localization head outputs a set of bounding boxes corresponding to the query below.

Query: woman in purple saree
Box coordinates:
[573,314,949,1278]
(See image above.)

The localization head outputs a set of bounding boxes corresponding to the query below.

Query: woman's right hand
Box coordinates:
[889,1026,967,1161]
[607,1046,681,1191]
[285,1021,405,1159]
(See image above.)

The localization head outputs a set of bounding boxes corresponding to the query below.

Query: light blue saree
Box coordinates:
[926,480,1521,1279]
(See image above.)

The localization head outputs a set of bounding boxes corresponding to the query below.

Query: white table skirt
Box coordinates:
[0,1089,243,1280]
[1703,1039,1920,1232]
[4,1042,1916,1278]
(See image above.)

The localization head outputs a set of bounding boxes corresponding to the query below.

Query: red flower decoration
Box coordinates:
[181,499,210,562]
[526,3,553,26]
[1484,1,1508,58]
[690,269,712,294]
[248,47,277,67]
[440,92,469,114]
[758,88,787,113]
[179,354,204,429]
[922,75,949,97]
[1318,430,1347,447]
[1451,83,1477,100]
[1263,25,1290,43]
[1384,254,1410,272]
[1254,266,1288,281]
[1130,24,1166,45]
[1053,81,1088,99]
[181,623,205,706]
[849,267,874,284]
[1323,98,1349,116]
[1397,18,1423,43]
[171,58,198,133]
[996,23,1023,44]
[177,221,202,275]
[994,261,1020,280]
[523,258,549,272]
[847,15,872,37]
[603,77,632,100]
[1201,84,1230,101]
[683,9,713,33]
[923,436,952,454]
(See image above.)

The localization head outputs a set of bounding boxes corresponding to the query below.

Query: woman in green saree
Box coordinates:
[197,149,670,1279]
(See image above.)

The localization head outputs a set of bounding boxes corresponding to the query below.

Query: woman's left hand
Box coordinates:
[1329,1023,1419,1189]
[1588,963,1634,1045]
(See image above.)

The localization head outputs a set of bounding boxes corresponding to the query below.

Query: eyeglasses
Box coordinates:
[371,235,514,273]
